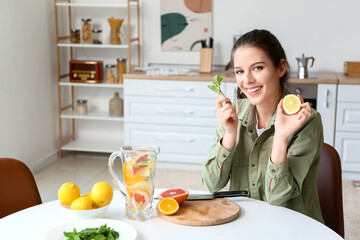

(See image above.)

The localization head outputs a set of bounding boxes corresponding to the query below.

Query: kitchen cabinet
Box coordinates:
[335,83,360,179]
[316,84,337,146]
[54,0,140,157]
[124,79,225,170]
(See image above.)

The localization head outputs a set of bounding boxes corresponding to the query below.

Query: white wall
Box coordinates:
[142,0,360,72]
[0,0,58,171]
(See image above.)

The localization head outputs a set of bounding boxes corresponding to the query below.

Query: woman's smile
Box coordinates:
[246,86,263,95]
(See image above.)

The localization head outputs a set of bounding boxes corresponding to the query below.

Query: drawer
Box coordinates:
[336,102,360,131]
[335,132,360,172]
[124,123,216,164]
[124,96,218,127]
[338,84,360,102]
[124,79,222,99]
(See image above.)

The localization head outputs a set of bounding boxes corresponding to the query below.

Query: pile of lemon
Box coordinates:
[58,182,113,210]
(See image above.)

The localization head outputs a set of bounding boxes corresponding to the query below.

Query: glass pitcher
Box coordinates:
[108,145,159,221]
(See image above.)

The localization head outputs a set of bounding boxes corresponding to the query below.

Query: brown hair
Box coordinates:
[230,29,289,99]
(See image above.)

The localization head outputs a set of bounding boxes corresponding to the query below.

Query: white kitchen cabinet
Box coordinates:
[54,0,140,156]
[335,84,360,179]
[124,79,223,170]
[316,84,337,146]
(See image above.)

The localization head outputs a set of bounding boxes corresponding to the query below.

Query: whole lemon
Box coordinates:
[91,182,113,207]
[58,182,81,205]
[70,196,95,210]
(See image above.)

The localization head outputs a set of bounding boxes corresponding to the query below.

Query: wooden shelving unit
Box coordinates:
[53,0,140,157]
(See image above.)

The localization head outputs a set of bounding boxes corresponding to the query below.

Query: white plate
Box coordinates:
[45,218,137,240]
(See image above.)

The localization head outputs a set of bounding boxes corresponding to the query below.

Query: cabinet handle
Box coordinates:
[155,109,194,115]
[154,86,194,92]
[154,137,194,142]
[323,89,329,108]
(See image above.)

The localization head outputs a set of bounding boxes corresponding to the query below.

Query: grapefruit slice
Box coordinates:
[132,189,150,210]
[129,153,151,177]
[158,188,189,205]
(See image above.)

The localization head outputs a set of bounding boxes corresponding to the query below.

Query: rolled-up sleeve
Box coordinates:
[265,111,323,206]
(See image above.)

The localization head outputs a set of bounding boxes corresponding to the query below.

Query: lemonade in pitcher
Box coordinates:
[123,153,156,219]
[109,145,159,221]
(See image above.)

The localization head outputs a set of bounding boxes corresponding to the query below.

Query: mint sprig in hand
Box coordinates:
[208,75,226,97]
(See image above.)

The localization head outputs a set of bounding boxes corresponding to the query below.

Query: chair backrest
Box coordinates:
[316,143,345,238]
[0,158,42,218]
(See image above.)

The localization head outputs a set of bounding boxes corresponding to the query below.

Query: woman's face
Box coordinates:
[233,46,285,107]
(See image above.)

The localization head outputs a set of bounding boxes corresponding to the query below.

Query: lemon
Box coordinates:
[283,94,301,115]
[133,181,154,196]
[58,182,81,205]
[70,196,95,210]
[91,182,113,207]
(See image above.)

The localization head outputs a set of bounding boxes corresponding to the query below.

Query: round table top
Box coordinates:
[0,189,343,240]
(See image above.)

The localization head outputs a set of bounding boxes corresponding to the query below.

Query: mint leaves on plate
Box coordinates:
[63,224,119,240]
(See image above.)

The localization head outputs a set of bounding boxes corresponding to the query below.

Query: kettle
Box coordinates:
[296,53,315,79]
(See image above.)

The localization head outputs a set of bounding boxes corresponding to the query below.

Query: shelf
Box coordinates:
[55,2,138,8]
[61,139,122,153]
[61,109,124,121]
[60,81,124,88]
[58,43,129,49]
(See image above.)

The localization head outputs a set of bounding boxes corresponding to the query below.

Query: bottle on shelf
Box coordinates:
[70,29,80,44]
[92,29,102,44]
[117,58,127,84]
[76,99,88,115]
[106,64,117,84]
[81,18,92,44]
[109,92,123,117]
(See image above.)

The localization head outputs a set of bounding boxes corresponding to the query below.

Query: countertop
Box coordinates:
[336,73,360,84]
[124,71,338,84]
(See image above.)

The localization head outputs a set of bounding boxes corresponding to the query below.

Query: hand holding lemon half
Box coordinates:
[282,94,302,115]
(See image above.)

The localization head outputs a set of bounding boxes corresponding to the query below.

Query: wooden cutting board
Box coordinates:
[157,198,240,226]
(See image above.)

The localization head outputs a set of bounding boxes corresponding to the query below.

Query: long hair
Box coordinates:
[230,29,289,99]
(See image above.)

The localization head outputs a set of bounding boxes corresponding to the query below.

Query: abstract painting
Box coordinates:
[160,0,212,51]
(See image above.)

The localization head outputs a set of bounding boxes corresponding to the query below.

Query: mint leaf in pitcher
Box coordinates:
[208,75,226,97]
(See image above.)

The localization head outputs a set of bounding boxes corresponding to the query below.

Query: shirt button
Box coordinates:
[223,154,227,158]
[252,183,255,186]
[249,129,253,133]
[251,164,255,167]
[271,169,276,173]
[244,121,248,124]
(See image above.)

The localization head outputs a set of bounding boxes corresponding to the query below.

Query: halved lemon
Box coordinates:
[283,94,301,115]
[157,197,179,216]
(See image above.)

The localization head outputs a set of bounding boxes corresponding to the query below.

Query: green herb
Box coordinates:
[208,75,226,97]
[63,224,119,240]
[131,159,150,168]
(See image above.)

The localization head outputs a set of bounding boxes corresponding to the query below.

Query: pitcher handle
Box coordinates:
[108,151,127,199]
[309,57,315,67]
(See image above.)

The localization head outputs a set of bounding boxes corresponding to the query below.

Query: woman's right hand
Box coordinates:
[216,97,238,149]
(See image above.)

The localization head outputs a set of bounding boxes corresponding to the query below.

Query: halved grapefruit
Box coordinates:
[158,188,189,205]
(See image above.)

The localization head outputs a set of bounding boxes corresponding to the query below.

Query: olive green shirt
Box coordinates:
[202,98,324,223]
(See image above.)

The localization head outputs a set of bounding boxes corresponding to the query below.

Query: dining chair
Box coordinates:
[316,143,345,238]
[0,158,42,218]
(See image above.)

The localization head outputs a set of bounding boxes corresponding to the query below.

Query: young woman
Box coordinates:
[202,29,324,223]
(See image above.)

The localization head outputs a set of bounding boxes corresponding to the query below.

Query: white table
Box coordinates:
[0,190,343,240]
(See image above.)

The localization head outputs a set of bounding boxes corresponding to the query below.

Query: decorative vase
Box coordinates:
[109,92,123,117]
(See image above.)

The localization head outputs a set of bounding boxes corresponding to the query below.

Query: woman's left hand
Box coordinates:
[274,95,312,141]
